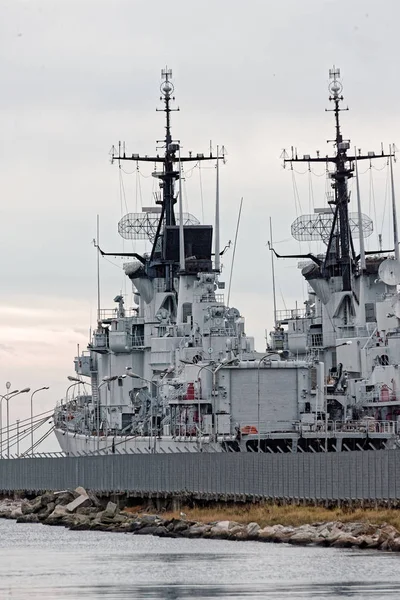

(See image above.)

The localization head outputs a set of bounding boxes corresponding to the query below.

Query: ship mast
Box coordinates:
[111,68,221,291]
[284,67,394,292]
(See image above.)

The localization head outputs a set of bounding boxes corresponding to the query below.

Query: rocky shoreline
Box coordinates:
[1,489,400,552]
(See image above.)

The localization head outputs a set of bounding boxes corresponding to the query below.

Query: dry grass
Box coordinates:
[153,504,400,530]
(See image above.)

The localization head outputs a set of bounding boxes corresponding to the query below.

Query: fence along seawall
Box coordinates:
[0,451,400,502]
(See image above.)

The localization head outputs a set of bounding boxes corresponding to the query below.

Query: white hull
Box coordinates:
[54,428,226,454]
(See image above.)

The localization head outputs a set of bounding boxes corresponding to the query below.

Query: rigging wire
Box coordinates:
[368,164,379,249]
[290,168,308,300]
[227,197,243,306]
[119,167,131,217]
[308,166,315,213]
[2,417,51,456]
[198,164,205,223]
[20,426,55,458]
[5,417,48,449]
[181,162,189,213]
[379,162,390,242]
[102,255,123,270]
[136,162,143,212]
[291,169,303,217]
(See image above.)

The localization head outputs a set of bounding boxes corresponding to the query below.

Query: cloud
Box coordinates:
[0,344,15,355]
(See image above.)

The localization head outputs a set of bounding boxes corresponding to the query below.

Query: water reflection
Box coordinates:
[0,520,399,599]
[5,582,400,599]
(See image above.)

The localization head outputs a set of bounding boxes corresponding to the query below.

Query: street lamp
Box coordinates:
[6,388,30,457]
[67,375,85,383]
[30,387,50,457]
[0,390,18,458]
[64,379,86,456]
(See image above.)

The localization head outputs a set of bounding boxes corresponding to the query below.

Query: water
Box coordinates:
[0,519,399,599]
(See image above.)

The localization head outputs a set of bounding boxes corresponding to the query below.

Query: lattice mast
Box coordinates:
[111,68,220,291]
[284,67,394,292]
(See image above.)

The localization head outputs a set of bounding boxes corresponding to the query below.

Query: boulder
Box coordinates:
[153,526,169,537]
[184,525,210,538]
[48,505,68,520]
[258,526,276,541]
[138,515,161,525]
[231,528,249,540]
[21,497,42,515]
[74,486,88,497]
[76,506,98,516]
[316,527,331,539]
[388,537,400,552]
[40,492,57,505]
[288,531,314,546]
[66,495,91,514]
[135,525,160,536]
[54,492,75,506]
[215,520,230,530]
[104,501,118,518]
[330,534,361,548]
[209,527,231,539]
[346,522,377,537]
[271,528,295,544]
[37,502,56,522]
[378,525,399,545]
[69,520,92,531]
[170,520,189,533]
[358,535,380,549]
[88,491,101,507]
[246,522,261,537]
[10,507,23,519]
[16,513,40,524]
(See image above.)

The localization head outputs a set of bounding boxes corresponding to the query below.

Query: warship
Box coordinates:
[54,67,400,454]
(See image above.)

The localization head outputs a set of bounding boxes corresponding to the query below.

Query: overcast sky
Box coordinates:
[1,0,399,452]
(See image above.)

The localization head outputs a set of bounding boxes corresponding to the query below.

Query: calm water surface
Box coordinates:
[0,519,399,599]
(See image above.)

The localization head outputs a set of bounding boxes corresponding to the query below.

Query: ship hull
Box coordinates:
[54,427,398,455]
[54,428,226,454]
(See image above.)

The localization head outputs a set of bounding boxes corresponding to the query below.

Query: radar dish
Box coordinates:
[291,212,373,242]
[118,212,200,242]
[378,259,400,286]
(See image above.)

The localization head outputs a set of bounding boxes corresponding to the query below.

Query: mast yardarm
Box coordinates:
[282,66,394,292]
[111,68,223,291]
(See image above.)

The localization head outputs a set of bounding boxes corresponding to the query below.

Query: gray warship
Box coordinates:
[54,67,400,454]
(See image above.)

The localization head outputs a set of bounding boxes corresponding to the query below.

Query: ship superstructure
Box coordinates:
[54,67,400,454]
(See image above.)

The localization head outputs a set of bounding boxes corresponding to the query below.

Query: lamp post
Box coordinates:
[30,387,50,457]
[0,389,18,458]
[6,388,30,457]
[64,380,85,456]
[16,420,20,456]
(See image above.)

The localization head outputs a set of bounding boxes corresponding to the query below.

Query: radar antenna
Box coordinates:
[111,68,224,291]
[291,211,373,242]
[282,67,394,292]
[118,211,200,243]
